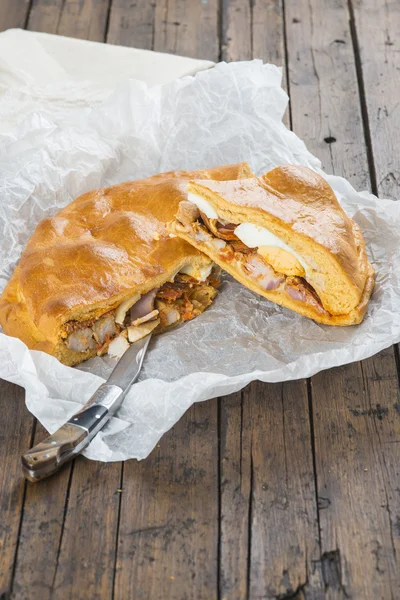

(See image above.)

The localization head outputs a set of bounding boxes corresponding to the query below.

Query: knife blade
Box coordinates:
[21,333,152,482]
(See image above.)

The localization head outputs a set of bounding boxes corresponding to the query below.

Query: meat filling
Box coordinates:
[176,208,328,316]
[62,269,220,355]
[200,212,238,241]
[156,272,219,327]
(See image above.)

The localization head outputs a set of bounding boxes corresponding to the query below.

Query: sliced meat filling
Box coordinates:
[156,272,219,328]
[62,269,220,355]
[176,208,328,316]
[200,212,238,241]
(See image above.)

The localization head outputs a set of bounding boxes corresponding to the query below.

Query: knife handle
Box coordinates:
[21,423,88,482]
[21,383,122,482]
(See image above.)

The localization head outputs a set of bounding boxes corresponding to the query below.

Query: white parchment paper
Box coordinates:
[0,28,213,132]
[1,61,399,461]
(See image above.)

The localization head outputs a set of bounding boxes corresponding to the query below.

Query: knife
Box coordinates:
[21,334,152,482]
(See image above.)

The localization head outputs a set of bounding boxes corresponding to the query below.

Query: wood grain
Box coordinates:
[154,0,218,60]
[0,382,33,597]
[114,401,219,600]
[284,0,370,190]
[221,0,251,62]
[349,7,400,591]
[246,381,323,599]
[285,0,400,597]
[28,0,110,40]
[50,458,121,599]
[11,423,73,600]
[219,392,250,600]
[311,351,400,598]
[0,0,31,30]
[221,0,286,75]
[221,0,290,125]
[107,0,155,49]
[13,429,121,600]
[27,0,63,33]
[252,0,285,68]
[350,0,400,198]
[59,0,110,41]
[220,384,325,599]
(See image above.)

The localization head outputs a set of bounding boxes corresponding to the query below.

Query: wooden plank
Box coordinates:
[350,0,400,198]
[0,0,31,31]
[114,401,219,600]
[27,0,62,33]
[0,381,34,597]
[247,381,323,599]
[154,0,218,60]
[285,0,370,189]
[348,6,400,589]
[107,0,155,49]
[219,392,250,600]
[28,0,110,39]
[222,0,291,133]
[57,0,110,41]
[221,0,286,77]
[311,352,400,598]
[220,384,324,599]
[50,458,121,599]
[285,0,400,597]
[252,0,285,67]
[221,0,251,62]
[11,423,73,600]
[28,0,111,41]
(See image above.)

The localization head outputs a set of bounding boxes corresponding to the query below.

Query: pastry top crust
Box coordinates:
[0,162,253,347]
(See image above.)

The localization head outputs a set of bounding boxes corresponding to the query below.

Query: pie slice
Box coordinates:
[0,162,254,365]
[172,165,375,326]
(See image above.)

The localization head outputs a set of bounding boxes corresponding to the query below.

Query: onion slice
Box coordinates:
[115,293,140,325]
[131,309,159,327]
[107,334,130,359]
[127,319,160,343]
[130,289,158,323]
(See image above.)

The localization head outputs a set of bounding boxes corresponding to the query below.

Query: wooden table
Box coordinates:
[1,1,399,598]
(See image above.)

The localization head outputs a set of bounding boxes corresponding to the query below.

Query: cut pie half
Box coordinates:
[0,162,254,365]
[172,165,375,325]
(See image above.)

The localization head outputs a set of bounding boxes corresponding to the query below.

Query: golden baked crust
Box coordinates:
[174,165,375,326]
[0,163,254,363]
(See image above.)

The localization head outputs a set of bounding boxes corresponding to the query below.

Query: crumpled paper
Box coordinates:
[0,28,213,132]
[1,61,399,461]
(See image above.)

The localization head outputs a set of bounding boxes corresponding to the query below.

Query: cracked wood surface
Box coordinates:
[350,0,400,199]
[285,1,400,597]
[114,402,219,599]
[27,0,111,40]
[0,1,400,598]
